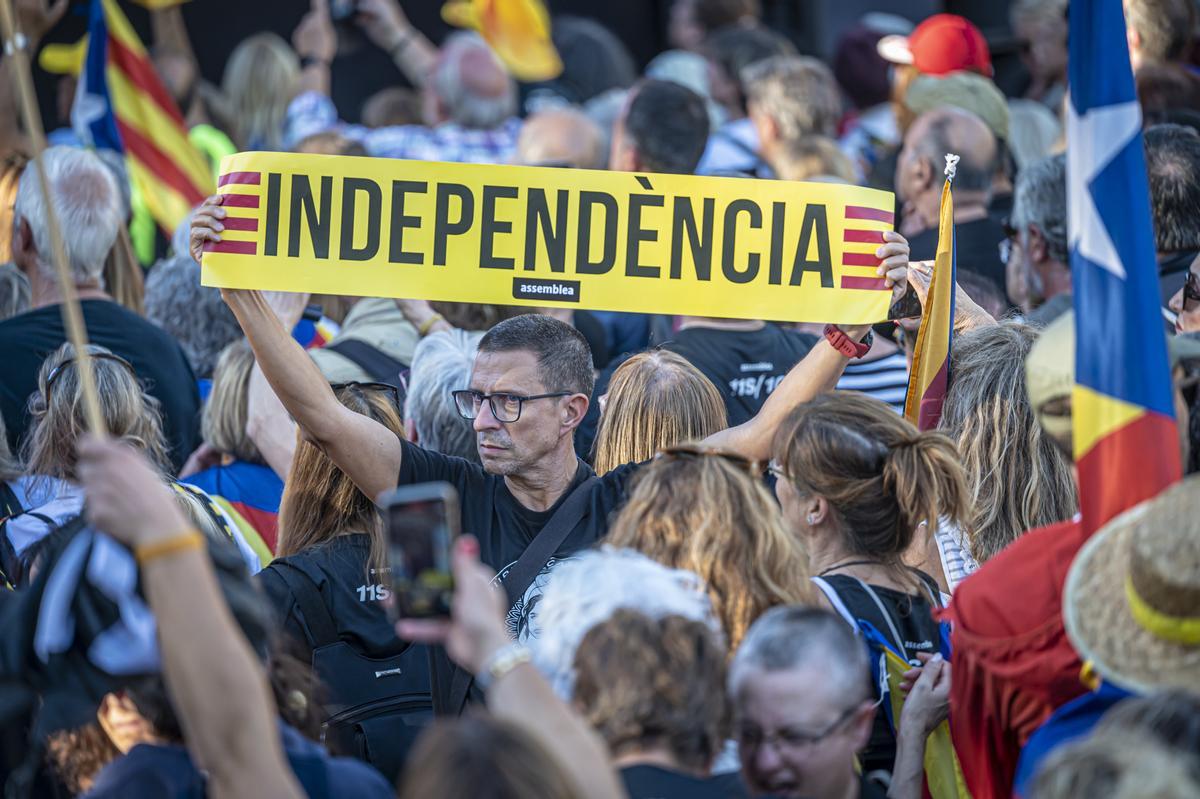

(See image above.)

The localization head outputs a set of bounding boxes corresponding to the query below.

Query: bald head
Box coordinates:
[906,106,998,193]
[428,32,516,129]
[515,109,605,170]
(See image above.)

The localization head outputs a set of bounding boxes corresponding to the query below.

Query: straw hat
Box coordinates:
[1063,476,1200,693]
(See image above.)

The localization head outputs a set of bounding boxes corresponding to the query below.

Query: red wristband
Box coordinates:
[824,324,872,358]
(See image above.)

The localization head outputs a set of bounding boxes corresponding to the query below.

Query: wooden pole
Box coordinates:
[0,0,106,437]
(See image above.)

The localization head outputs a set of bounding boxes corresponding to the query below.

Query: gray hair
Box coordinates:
[405,329,483,462]
[743,55,841,140]
[432,32,517,130]
[144,253,242,377]
[14,147,122,285]
[1011,153,1068,264]
[0,262,30,321]
[530,546,719,700]
[728,606,871,703]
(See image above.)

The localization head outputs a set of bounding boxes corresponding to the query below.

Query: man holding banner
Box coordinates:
[190,163,912,709]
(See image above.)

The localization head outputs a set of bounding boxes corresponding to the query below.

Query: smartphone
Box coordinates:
[380,482,460,620]
[888,284,922,320]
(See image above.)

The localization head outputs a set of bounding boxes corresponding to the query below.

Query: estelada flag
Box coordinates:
[1067,0,1180,534]
[903,158,957,430]
[73,0,212,233]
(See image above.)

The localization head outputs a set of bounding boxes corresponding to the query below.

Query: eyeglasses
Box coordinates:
[738,703,862,753]
[451,389,571,423]
[766,459,792,482]
[1184,270,1200,312]
[45,352,137,395]
[656,444,763,474]
[331,381,402,410]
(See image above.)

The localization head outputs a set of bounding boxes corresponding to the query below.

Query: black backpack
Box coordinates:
[273,563,432,785]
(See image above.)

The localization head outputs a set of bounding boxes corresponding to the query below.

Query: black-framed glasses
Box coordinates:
[451,389,571,423]
[331,381,402,410]
[656,444,763,475]
[45,352,137,395]
[1184,270,1200,312]
[998,217,1019,266]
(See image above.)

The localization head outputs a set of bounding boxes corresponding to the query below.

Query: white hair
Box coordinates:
[14,147,122,285]
[529,546,720,699]
[405,329,482,462]
[432,32,517,130]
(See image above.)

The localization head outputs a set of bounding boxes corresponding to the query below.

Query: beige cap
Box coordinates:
[904,71,1010,141]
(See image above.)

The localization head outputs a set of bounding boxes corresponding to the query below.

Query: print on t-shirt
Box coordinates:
[494,557,564,642]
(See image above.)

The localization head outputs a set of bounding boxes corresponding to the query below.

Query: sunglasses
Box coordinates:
[330,381,403,410]
[45,352,137,395]
[655,444,763,475]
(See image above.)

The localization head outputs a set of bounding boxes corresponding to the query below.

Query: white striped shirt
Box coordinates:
[836,351,910,413]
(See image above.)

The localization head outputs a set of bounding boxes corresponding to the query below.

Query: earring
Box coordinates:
[806,514,817,525]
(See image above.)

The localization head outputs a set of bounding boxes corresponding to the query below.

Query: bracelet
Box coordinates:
[475,641,531,692]
[389,30,414,61]
[417,313,444,337]
[135,530,205,566]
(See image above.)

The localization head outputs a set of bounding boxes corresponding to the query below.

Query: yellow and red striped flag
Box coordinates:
[903,155,958,430]
[73,0,212,233]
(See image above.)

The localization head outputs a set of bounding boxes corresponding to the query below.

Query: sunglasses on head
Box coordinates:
[330,380,403,410]
[45,352,137,395]
[655,444,763,475]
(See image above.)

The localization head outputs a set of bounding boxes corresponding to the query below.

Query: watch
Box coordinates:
[824,324,873,358]
[475,642,531,691]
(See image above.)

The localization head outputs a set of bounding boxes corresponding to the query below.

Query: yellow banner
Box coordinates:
[201,152,897,323]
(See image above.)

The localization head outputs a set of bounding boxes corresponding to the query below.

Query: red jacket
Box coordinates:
[940,517,1089,799]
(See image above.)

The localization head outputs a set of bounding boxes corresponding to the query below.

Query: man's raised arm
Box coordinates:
[192,198,402,501]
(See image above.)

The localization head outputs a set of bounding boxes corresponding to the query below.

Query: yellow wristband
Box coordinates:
[135,530,205,566]
[417,313,445,337]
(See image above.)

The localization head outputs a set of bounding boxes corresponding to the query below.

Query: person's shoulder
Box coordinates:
[0,304,56,338]
[88,742,198,797]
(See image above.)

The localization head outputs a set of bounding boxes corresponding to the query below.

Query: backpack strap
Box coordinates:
[324,339,408,386]
[442,473,599,715]
[272,561,340,650]
[850,576,910,661]
[0,481,22,519]
[810,576,859,629]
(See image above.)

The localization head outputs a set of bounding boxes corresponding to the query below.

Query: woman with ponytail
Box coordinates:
[769,391,971,778]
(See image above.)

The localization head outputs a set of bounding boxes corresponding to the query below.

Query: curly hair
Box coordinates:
[606,453,810,650]
[45,723,121,794]
[573,610,730,772]
[938,323,1077,561]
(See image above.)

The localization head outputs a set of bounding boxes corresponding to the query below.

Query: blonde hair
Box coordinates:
[23,343,169,482]
[220,34,299,151]
[592,351,727,475]
[773,391,970,565]
[202,339,263,465]
[606,452,812,650]
[275,384,403,577]
[938,323,1077,561]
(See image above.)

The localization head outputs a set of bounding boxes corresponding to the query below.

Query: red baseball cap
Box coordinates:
[876,14,992,77]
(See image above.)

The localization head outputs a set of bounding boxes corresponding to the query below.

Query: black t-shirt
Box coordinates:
[397,438,639,640]
[621,765,749,799]
[258,534,406,660]
[907,215,1008,301]
[664,324,818,428]
[813,571,943,777]
[0,300,200,471]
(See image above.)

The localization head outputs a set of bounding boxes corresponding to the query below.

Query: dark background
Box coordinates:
[32,0,1025,129]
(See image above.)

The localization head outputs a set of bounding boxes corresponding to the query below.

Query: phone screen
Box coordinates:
[383,484,459,620]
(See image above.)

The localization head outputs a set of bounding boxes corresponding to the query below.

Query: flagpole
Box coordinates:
[0,0,107,437]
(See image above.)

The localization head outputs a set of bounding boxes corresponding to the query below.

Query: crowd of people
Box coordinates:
[0,0,1200,797]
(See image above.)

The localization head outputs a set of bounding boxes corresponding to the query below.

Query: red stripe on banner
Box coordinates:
[107,33,187,129]
[222,216,259,231]
[115,118,205,204]
[1075,411,1181,532]
[844,229,885,244]
[840,276,889,291]
[845,206,895,224]
[220,193,260,208]
[916,360,949,431]
[204,240,257,255]
[843,252,881,266]
[219,171,262,187]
